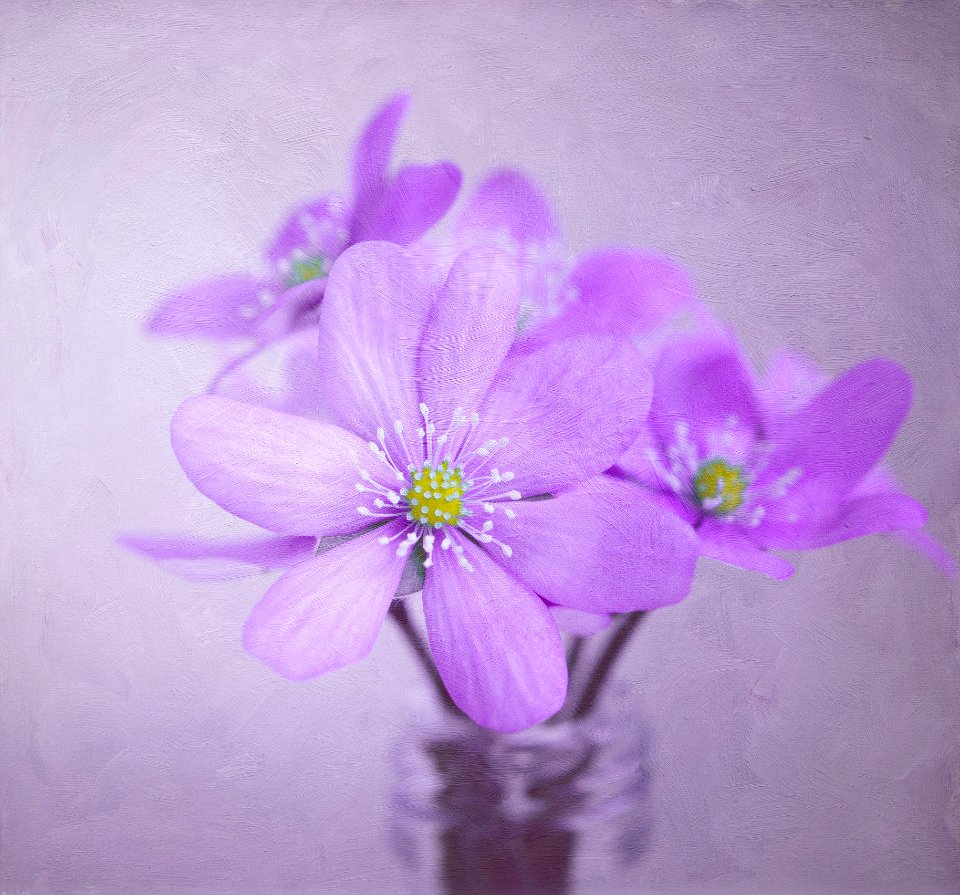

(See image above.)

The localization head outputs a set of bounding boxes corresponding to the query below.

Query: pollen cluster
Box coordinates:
[403,460,465,528]
[694,458,747,515]
[286,254,328,287]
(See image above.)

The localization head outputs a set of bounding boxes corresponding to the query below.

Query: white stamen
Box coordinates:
[423,533,436,567]
[353,405,521,573]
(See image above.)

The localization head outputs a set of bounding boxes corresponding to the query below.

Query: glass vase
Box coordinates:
[390,690,651,895]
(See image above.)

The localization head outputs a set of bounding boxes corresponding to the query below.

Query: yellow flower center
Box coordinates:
[694,458,747,515]
[286,254,328,287]
[405,460,466,528]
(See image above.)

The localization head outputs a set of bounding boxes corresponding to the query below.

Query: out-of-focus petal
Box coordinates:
[763,359,913,497]
[760,350,826,418]
[648,332,763,451]
[894,528,958,578]
[808,490,927,547]
[697,520,795,579]
[478,334,651,496]
[492,477,698,613]
[417,247,521,422]
[147,275,268,339]
[351,92,411,216]
[532,248,698,342]
[833,464,955,575]
[316,242,434,445]
[454,169,559,244]
[171,396,371,537]
[118,532,316,581]
[243,523,407,680]
[355,161,462,245]
[422,535,566,732]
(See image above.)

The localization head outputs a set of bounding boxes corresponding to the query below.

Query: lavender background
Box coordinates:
[2,1,959,892]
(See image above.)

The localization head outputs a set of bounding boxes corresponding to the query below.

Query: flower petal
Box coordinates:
[453,170,565,333]
[648,332,763,451]
[351,92,411,213]
[820,463,955,575]
[763,358,913,496]
[478,334,651,495]
[894,528,958,578]
[422,536,567,732]
[454,169,559,244]
[615,428,674,490]
[808,490,927,547]
[417,247,521,422]
[491,476,698,613]
[118,532,316,581]
[532,248,698,342]
[315,242,433,443]
[760,350,826,418]
[243,523,407,680]
[355,161,462,245]
[697,520,795,579]
[147,274,268,339]
[171,395,371,536]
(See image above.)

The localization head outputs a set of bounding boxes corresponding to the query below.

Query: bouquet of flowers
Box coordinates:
[121,94,954,892]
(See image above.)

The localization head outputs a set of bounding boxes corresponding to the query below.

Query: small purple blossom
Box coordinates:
[167,241,698,731]
[616,329,948,578]
[145,93,461,343]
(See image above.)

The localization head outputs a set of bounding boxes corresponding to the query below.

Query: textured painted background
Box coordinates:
[2,1,959,892]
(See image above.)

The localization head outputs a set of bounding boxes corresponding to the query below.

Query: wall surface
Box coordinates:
[2,1,959,892]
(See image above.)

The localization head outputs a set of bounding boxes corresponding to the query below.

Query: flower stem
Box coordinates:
[566,636,586,678]
[570,611,647,719]
[388,600,466,719]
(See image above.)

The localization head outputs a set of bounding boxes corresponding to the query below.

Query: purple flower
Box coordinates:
[616,330,951,578]
[120,169,567,580]
[166,241,698,731]
[145,93,461,343]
